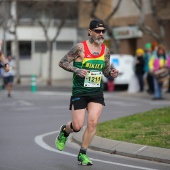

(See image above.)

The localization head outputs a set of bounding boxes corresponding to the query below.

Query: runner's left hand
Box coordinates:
[110,68,119,78]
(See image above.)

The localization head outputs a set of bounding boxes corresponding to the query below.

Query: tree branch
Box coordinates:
[90,0,100,18]
[136,0,145,27]
[6,16,16,35]
[135,0,163,43]
[150,0,160,24]
[38,20,49,42]
[105,0,122,23]
[133,0,141,10]
[52,19,65,42]
[139,25,160,41]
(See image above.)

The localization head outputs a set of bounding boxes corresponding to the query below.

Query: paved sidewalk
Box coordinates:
[72,127,170,164]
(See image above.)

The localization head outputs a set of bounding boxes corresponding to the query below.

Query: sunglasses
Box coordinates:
[93,29,106,34]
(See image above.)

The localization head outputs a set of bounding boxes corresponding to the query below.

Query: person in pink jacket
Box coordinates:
[165,55,170,93]
[149,45,167,99]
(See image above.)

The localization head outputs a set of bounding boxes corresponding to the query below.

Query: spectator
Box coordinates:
[135,48,145,92]
[151,41,159,55]
[149,45,167,100]
[165,54,170,93]
[166,78,170,93]
[3,54,16,97]
[144,43,154,94]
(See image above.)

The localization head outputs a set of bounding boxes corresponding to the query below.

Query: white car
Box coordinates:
[102,54,135,85]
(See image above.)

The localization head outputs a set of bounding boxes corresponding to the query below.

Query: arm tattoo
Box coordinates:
[103,47,112,77]
[59,43,83,72]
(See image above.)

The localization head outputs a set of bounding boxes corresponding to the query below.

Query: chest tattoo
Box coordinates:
[93,52,99,56]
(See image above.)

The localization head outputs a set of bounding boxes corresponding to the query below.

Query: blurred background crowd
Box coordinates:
[134,42,170,99]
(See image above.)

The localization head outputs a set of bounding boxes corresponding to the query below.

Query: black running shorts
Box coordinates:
[69,94,105,110]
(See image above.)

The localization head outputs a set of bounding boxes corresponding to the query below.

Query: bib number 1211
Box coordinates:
[84,71,102,87]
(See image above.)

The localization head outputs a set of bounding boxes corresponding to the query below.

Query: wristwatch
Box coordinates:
[4,63,9,68]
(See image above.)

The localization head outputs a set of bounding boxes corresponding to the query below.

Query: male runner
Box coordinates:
[56,19,119,165]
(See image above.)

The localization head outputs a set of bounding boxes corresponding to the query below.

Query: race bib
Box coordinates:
[84,71,102,87]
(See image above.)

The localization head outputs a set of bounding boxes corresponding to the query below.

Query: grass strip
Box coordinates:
[96,107,170,149]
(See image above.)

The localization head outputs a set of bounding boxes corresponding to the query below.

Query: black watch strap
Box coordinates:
[4,63,8,67]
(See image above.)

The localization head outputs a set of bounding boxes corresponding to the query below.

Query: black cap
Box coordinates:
[88,19,105,36]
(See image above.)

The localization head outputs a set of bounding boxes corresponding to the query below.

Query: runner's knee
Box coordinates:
[70,122,81,132]
[87,120,98,131]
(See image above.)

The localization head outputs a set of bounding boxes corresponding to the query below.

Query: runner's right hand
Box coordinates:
[75,68,89,77]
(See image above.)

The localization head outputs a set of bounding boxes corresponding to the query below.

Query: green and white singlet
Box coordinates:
[72,41,106,96]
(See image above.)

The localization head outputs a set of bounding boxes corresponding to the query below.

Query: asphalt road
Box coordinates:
[0,89,170,170]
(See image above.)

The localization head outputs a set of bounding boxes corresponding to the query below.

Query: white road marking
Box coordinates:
[34,131,158,170]
[0,100,33,107]
[0,91,70,101]
[35,91,71,96]
[50,106,68,109]
[19,100,33,106]
[107,101,138,106]
[149,101,170,105]
[14,107,39,111]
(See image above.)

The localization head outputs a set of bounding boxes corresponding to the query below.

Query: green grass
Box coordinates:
[96,107,170,149]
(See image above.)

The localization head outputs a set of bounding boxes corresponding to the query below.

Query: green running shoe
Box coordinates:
[55,125,67,151]
[78,153,93,166]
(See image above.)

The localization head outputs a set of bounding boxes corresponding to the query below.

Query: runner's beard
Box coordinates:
[93,36,104,45]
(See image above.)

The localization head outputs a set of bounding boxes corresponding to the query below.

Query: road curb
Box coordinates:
[72,128,170,164]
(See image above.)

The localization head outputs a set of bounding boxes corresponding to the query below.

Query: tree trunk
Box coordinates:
[107,26,119,54]
[47,42,53,86]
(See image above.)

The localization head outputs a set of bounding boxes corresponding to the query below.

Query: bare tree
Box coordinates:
[37,19,65,85]
[134,0,166,44]
[34,1,77,85]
